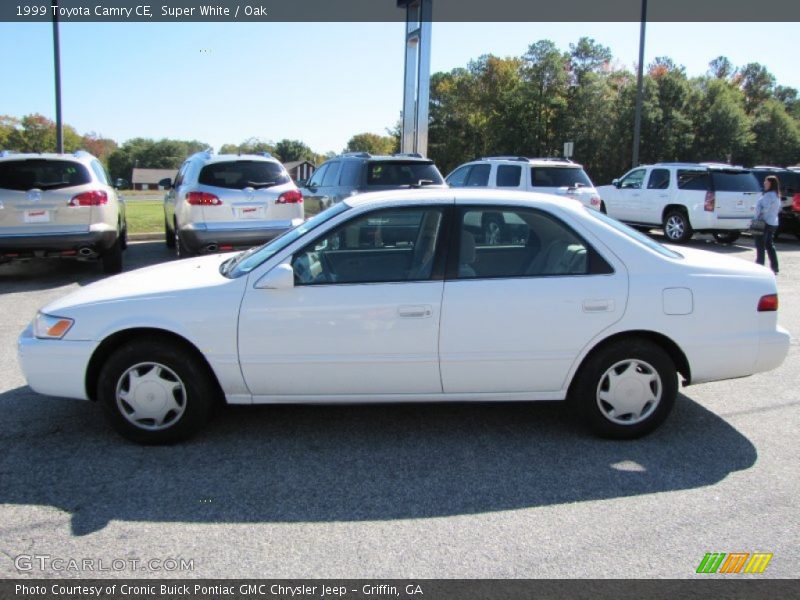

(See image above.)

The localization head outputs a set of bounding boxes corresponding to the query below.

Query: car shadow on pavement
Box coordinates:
[0,241,174,293]
[0,387,756,536]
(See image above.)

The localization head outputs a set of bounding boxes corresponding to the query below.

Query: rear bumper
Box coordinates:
[0,227,117,257]
[179,220,301,253]
[756,326,791,374]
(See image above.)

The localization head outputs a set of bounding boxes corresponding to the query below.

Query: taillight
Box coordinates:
[758,294,778,312]
[68,190,108,206]
[186,191,221,206]
[704,190,715,212]
[792,193,800,212]
[277,190,303,204]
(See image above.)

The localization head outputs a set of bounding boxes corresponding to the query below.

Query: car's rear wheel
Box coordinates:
[165,217,175,248]
[712,231,740,244]
[663,210,693,243]
[97,338,215,444]
[101,238,123,274]
[174,220,193,258]
[570,338,677,439]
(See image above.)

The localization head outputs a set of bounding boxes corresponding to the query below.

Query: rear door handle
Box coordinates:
[398,305,432,318]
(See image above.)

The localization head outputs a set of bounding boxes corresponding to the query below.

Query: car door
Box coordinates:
[299,162,329,212]
[439,204,628,395]
[642,167,672,224]
[612,168,648,222]
[237,203,450,399]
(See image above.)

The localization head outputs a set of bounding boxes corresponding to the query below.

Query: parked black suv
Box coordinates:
[299,153,446,213]
[750,166,800,240]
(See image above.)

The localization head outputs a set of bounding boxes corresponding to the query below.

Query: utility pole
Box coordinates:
[52,0,63,153]
[398,0,432,156]
[632,0,647,167]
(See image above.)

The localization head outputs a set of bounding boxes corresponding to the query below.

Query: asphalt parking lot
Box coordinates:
[0,234,798,578]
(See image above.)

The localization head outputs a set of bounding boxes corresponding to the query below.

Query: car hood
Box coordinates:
[43,253,235,314]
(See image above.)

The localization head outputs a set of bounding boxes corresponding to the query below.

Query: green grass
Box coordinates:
[125,201,164,234]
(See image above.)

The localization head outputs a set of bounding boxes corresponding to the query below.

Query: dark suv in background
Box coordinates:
[750,166,800,240]
[299,153,446,213]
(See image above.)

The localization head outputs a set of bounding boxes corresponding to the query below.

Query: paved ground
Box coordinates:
[0,234,798,579]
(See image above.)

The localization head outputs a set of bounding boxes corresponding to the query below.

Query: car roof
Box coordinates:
[192,152,281,165]
[0,151,95,163]
[471,156,584,168]
[342,188,585,212]
[333,152,433,163]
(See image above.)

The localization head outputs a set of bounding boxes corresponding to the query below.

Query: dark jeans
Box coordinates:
[755,224,779,273]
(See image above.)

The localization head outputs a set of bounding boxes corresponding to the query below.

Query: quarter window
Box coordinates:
[454,206,610,279]
[677,170,709,190]
[292,207,445,285]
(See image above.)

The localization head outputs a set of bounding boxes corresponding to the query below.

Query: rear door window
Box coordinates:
[339,161,362,187]
[198,161,289,189]
[0,159,90,191]
[496,165,522,187]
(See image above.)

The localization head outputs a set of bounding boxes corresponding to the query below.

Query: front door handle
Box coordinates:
[398,305,432,318]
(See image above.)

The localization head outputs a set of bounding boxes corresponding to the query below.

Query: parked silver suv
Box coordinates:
[163,151,304,257]
[446,157,603,211]
[0,150,127,273]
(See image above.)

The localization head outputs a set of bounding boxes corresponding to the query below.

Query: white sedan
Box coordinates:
[18,190,790,444]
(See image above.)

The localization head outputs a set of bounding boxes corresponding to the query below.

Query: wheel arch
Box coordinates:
[85,327,224,402]
[662,203,690,222]
[569,330,691,396]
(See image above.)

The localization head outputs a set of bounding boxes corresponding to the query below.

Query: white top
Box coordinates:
[755,190,780,226]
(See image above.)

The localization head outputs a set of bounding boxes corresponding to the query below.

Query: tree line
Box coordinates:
[427,38,800,183]
[3,38,797,186]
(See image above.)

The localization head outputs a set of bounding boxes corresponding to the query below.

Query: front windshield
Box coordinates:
[227,202,351,277]
[589,210,683,259]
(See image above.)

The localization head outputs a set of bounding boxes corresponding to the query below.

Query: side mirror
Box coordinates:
[158,178,173,189]
[256,263,295,290]
[612,179,620,188]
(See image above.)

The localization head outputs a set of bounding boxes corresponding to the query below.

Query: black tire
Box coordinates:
[600,201,607,215]
[570,338,677,439]
[101,238,123,274]
[97,338,216,444]
[120,223,128,250]
[174,220,194,258]
[663,209,693,244]
[165,217,175,248]
[712,231,740,244]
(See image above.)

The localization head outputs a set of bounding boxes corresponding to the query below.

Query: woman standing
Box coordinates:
[754,175,781,274]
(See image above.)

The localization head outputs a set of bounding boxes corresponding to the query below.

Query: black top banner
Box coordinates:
[2,0,800,22]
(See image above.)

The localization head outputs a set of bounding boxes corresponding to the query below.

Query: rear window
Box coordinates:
[366,161,444,186]
[0,159,91,191]
[198,161,290,189]
[531,167,592,188]
[710,171,760,192]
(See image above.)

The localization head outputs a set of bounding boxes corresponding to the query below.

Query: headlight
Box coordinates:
[33,312,74,339]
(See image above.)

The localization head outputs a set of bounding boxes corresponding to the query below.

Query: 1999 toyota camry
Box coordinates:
[18,190,790,444]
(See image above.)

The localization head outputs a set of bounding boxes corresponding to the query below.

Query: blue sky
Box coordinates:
[1,21,797,155]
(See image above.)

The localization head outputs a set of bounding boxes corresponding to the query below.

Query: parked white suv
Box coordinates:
[597,163,759,243]
[446,157,602,211]
[163,151,304,257]
[0,150,127,273]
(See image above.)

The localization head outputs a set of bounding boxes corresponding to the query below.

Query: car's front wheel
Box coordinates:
[97,338,216,444]
[570,338,677,439]
[663,210,693,243]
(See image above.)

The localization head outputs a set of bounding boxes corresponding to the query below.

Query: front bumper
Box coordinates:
[17,324,98,400]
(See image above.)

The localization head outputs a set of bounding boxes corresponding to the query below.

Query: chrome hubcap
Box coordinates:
[116,362,186,431]
[596,359,662,425]
[665,216,685,240]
